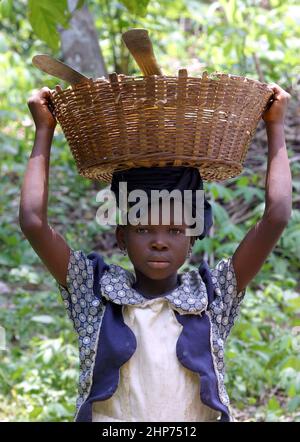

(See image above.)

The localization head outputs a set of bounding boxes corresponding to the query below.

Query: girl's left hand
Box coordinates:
[262,83,291,125]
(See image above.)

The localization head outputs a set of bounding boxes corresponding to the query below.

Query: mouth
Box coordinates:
[147,260,170,269]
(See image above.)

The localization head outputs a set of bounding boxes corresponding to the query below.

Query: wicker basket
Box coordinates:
[50,69,273,182]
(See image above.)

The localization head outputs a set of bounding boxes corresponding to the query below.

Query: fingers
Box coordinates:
[28,87,51,105]
[27,85,63,107]
[39,86,53,98]
[50,85,63,93]
[268,83,291,101]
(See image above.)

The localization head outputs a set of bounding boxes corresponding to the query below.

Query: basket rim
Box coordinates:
[78,159,244,183]
[50,70,274,96]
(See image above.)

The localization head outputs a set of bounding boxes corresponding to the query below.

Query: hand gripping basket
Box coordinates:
[50,69,273,182]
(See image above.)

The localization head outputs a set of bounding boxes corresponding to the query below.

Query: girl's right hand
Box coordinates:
[27,86,62,131]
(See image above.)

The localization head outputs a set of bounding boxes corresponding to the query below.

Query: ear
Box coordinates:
[115,225,126,249]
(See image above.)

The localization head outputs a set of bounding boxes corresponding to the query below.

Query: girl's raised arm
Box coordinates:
[232,84,292,293]
[19,87,70,288]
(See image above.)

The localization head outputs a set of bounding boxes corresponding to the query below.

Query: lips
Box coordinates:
[147,256,170,263]
[147,259,170,269]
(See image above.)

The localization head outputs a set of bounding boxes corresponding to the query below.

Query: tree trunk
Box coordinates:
[59,0,107,78]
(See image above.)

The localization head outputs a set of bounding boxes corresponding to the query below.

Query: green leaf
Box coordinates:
[29,406,43,419]
[0,0,14,19]
[267,397,281,411]
[219,0,238,25]
[75,0,85,11]
[45,403,69,418]
[287,396,300,413]
[119,0,150,17]
[42,347,53,364]
[27,0,70,50]
[31,315,55,325]
[280,357,300,371]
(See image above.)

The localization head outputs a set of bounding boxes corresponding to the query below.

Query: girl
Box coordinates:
[19,84,292,422]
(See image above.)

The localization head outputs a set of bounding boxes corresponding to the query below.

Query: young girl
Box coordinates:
[19,84,292,422]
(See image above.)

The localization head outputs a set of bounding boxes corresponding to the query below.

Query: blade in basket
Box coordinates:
[122,29,162,76]
[32,54,89,85]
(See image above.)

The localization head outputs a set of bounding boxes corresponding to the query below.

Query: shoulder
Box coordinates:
[208,256,247,341]
[65,249,109,288]
[57,249,109,333]
[210,256,241,297]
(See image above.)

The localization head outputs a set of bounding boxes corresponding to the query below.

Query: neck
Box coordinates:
[133,269,180,298]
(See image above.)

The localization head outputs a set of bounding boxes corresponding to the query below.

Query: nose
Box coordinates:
[150,234,168,251]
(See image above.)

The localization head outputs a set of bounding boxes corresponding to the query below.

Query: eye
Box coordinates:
[136,227,148,233]
[170,228,183,234]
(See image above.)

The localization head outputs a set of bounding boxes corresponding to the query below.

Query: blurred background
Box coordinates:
[0,0,299,421]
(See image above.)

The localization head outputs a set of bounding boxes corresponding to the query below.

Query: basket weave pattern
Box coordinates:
[50,70,273,182]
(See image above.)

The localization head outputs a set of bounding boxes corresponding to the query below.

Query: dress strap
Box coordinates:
[198,259,215,307]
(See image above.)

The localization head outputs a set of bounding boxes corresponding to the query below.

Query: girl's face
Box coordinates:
[117,224,193,281]
[116,202,195,281]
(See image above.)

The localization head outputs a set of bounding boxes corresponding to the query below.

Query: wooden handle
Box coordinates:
[32,55,88,85]
[122,29,162,76]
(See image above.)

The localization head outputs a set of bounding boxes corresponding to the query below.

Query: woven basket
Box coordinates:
[50,69,273,182]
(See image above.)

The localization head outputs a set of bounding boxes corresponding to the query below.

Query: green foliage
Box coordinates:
[226,280,300,421]
[27,0,71,50]
[121,0,151,17]
[1,0,151,53]
[0,0,14,20]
